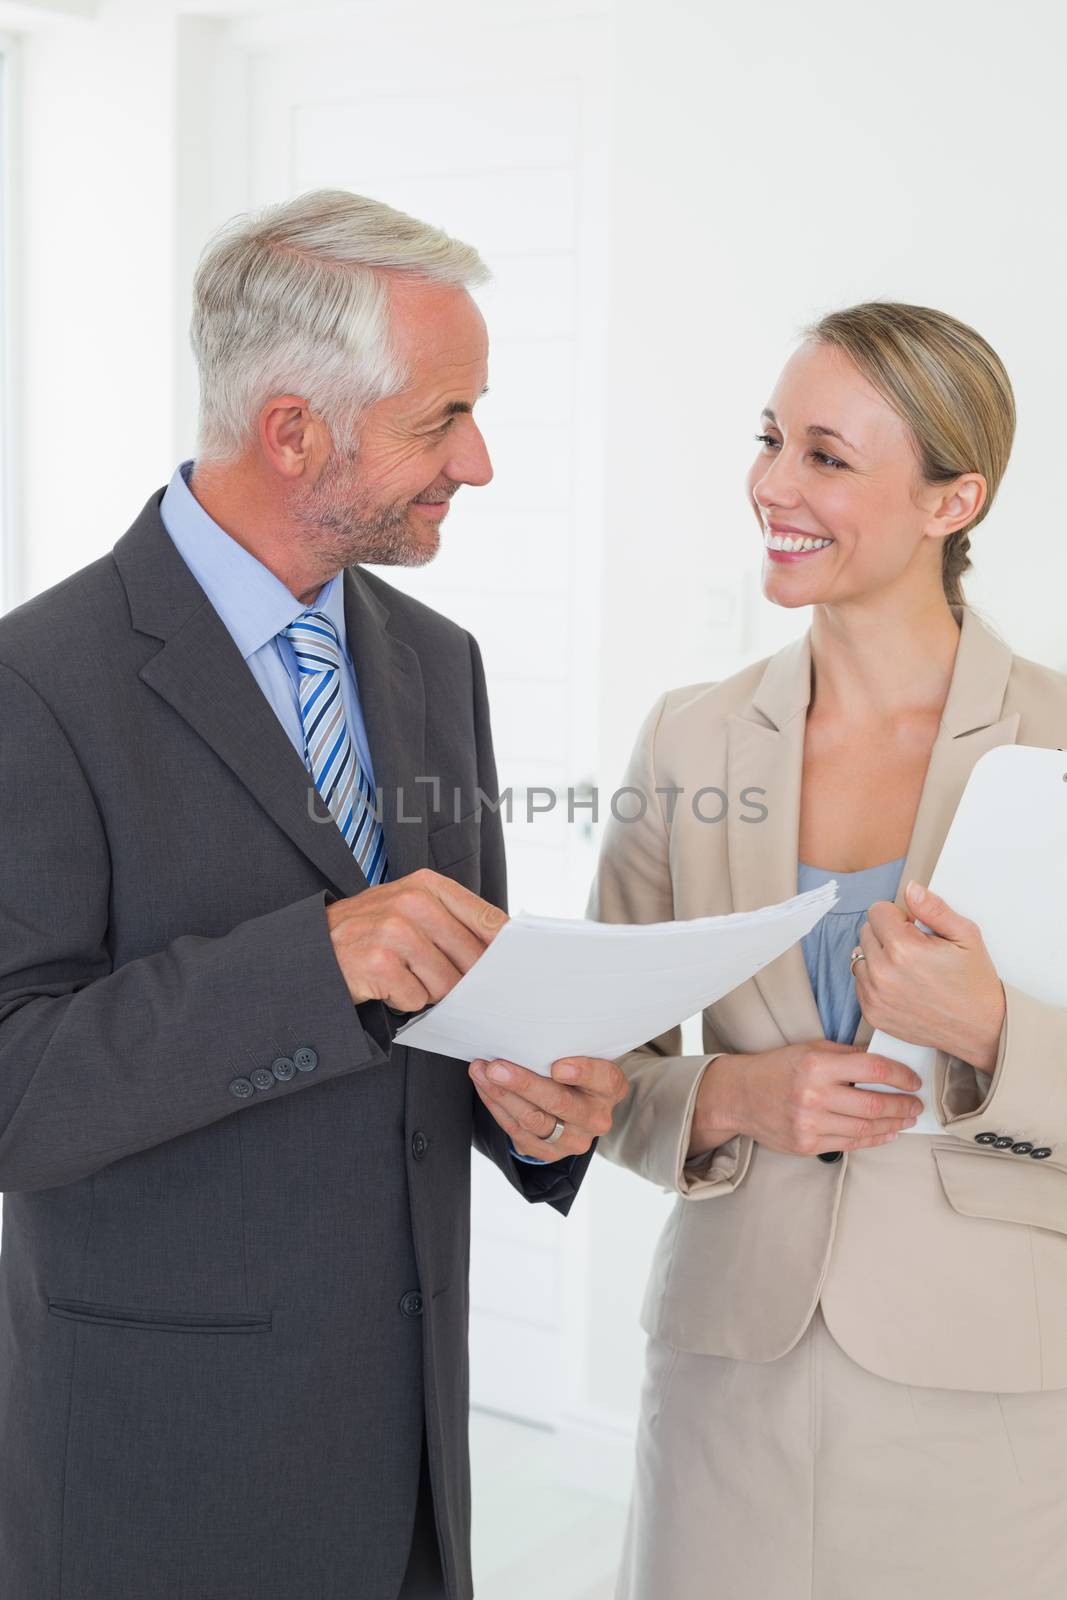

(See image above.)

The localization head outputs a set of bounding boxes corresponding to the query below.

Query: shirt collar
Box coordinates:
[158,460,349,661]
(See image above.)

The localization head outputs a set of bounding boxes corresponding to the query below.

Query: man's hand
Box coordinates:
[468,1055,629,1162]
[856,881,1006,1070]
[325,868,506,1010]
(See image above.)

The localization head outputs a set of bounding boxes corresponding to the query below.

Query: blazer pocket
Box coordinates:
[932,1142,1067,1236]
[47,1297,272,1334]
[428,809,481,870]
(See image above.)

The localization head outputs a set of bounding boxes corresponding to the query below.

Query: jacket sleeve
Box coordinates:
[0,660,392,1193]
[935,982,1067,1155]
[586,694,753,1200]
[462,633,592,1215]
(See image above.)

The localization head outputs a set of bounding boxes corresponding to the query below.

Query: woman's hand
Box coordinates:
[856,880,1006,1070]
[689,1041,924,1159]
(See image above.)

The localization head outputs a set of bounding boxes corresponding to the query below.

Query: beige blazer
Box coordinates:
[591,606,1067,1393]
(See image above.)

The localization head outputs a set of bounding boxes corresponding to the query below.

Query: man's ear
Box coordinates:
[258,395,325,478]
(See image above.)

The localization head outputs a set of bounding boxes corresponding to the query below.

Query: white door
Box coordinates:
[184,0,613,1424]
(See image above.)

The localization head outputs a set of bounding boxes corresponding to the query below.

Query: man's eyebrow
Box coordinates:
[433,384,490,422]
[761,408,859,453]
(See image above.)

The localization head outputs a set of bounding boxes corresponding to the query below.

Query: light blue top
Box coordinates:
[158,460,376,786]
[797,856,907,1044]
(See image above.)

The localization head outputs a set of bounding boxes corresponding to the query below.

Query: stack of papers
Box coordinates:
[395,881,838,1072]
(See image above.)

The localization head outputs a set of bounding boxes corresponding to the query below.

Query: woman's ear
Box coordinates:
[923,471,986,542]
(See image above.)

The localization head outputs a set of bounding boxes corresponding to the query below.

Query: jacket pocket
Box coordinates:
[47,1297,272,1333]
[932,1141,1067,1236]
[428,809,481,870]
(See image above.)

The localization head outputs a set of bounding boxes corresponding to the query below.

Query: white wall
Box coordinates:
[9,0,1067,1487]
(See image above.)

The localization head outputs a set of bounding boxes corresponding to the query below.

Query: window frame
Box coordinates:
[0,32,20,616]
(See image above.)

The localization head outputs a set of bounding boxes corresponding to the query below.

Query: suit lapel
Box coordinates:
[112,494,427,897]
[726,607,1019,1050]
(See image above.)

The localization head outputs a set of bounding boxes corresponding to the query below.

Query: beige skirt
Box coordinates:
[617,1307,1067,1600]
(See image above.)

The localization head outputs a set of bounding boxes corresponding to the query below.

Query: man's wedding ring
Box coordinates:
[544,1117,566,1145]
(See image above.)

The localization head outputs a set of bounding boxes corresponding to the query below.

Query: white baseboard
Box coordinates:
[469,1400,636,1507]
[553,1408,637,1507]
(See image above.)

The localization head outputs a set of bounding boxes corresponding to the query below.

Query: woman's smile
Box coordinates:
[763,521,836,560]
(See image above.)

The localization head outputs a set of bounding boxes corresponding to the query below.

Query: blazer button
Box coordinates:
[817,1151,843,1164]
[1030,1147,1054,1160]
[1011,1141,1035,1155]
[400,1291,424,1318]
[974,1132,998,1145]
[412,1132,429,1161]
[294,1047,318,1074]
[228,1077,254,1100]
[992,1136,1015,1151]
[251,1068,275,1092]
[271,1056,296,1082]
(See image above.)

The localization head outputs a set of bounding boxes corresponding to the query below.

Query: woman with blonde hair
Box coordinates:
[591,302,1067,1599]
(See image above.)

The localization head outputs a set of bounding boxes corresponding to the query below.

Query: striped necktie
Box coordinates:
[280,610,388,886]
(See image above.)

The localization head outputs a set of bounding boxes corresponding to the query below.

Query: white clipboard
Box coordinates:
[864,745,1067,1133]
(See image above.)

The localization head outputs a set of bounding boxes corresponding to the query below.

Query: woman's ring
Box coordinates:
[849,946,866,975]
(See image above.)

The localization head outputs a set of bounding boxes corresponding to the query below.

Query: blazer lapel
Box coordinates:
[726,607,1019,1051]
[727,631,825,1044]
[112,494,427,898]
[851,608,1018,1048]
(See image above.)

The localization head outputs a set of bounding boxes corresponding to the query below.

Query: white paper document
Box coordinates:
[395,881,838,1073]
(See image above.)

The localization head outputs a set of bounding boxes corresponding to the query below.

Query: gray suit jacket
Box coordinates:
[0,490,592,1600]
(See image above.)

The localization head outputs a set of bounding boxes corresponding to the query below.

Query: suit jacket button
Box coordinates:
[817,1151,843,1164]
[975,1132,999,1145]
[400,1291,423,1318]
[251,1068,275,1091]
[1012,1141,1035,1155]
[271,1056,296,1082]
[228,1077,254,1100]
[294,1047,318,1073]
[1030,1147,1054,1160]
[412,1132,429,1161]
[992,1136,1015,1150]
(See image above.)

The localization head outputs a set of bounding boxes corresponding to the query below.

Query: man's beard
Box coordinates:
[290,442,453,572]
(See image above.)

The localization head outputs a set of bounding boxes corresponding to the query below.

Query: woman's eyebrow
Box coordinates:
[761,408,859,453]
[807,423,859,452]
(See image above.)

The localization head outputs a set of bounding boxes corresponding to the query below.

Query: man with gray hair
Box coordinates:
[0,190,626,1599]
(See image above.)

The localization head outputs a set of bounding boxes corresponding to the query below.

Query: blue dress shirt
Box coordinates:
[159,461,376,786]
[159,462,543,1164]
